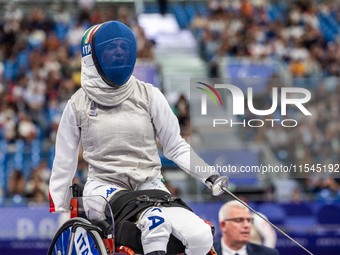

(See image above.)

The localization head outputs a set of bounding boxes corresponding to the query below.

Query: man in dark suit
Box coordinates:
[213,200,279,255]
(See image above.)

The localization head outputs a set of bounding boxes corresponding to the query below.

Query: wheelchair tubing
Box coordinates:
[47,217,107,255]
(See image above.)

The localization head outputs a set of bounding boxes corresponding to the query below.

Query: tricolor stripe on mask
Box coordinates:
[81,24,103,57]
[82,24,102,46]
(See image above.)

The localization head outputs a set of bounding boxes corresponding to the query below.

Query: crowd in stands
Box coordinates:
[1,0,340,204]
[0,3,155,203]
[190,0,340,200]
[191,0,340,78]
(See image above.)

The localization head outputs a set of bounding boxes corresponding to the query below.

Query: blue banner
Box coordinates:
[0,240,51,255]
[1,202,340,254]
[0,206,60,240]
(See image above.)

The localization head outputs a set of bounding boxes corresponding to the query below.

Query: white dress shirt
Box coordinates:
[221,238,247,255]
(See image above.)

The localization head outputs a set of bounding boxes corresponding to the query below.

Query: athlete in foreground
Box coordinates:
[49,21,220,255]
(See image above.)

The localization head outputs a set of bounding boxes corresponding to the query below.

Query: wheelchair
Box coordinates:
[47,184,217,255]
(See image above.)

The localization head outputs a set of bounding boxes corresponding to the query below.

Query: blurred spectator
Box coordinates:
[35,160,51,183]
[28,189,47,205]
[117,7,132,26]
[49,115,60,144]
[0,100,17,142]
[175,95,190,130]
[67,21,86,56]
[78,0,95,13]
[174,94,191,142]
[53,6,71,25]
[291,188,303,203]
[289,59,306,77]
[25,168,48,201]
[191,12,207,32]
[90,7,106,25]
[134,25,155,60]
[17,111,37,142]
[24,72,46,111]
[4,3,23,24]
[192,0,338,80]
[241,0,253,17]
[7,170,26,197]
[159,0,168,15]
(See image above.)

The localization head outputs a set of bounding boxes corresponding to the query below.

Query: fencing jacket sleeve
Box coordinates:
[150,87,217,183]
[49,101,81,212]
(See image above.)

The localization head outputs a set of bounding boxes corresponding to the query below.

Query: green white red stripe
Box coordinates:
[82,24,102,46]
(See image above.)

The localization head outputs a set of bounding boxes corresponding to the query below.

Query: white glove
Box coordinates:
[205,175,229,196]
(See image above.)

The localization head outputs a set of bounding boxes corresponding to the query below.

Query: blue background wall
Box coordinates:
[1,202,340,254]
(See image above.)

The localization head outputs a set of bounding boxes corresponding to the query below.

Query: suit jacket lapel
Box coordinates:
[247,243,254,254]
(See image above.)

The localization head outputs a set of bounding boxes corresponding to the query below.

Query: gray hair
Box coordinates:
[218,200,249,223]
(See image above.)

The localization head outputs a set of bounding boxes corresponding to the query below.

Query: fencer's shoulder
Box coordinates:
[133,76,154,90]
[131,75,155,100]
[132,76,161,98]
[70,88,87,101]
[69,88,90,110]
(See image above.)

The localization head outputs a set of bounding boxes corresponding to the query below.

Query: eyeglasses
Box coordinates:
[224,217,254,224]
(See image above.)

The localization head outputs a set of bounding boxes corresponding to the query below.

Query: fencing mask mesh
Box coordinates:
[86,21,137,87]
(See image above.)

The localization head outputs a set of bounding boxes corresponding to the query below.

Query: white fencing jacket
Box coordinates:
[49,55,214,213]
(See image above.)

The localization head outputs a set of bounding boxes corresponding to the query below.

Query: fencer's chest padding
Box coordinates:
[70,81,161,190]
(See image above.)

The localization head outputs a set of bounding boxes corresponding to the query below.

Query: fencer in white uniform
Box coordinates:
[49,21,221,255]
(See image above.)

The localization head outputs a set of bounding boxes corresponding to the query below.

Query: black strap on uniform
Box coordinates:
[109,189,192,230]
[111,190,193,254]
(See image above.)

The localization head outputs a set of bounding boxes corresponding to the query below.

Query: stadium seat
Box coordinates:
[31,139,42,169]
[184,3,197,22]
[172,4,189,28]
